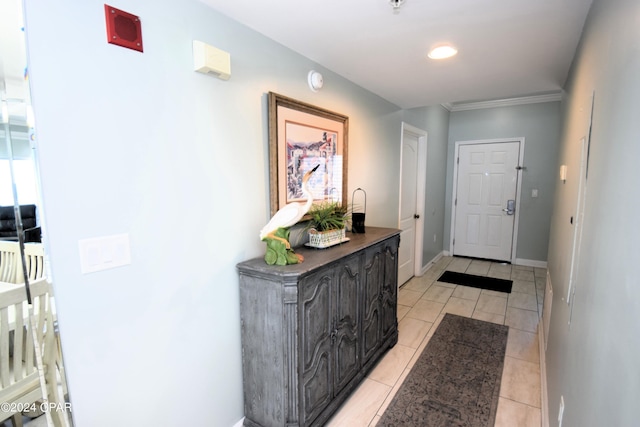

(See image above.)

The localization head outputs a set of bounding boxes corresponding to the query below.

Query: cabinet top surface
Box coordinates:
[237,227,400,278]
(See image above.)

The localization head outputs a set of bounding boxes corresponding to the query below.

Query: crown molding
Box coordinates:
[449,92,563,112]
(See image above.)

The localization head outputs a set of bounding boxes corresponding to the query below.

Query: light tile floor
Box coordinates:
[327,256,546,427]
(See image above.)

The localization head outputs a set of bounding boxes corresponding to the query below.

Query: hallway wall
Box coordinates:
[545,0,640,425]
[445,102,562,263]
[23,1,412,425]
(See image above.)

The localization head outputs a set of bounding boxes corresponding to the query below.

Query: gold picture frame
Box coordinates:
[268,92,349,217]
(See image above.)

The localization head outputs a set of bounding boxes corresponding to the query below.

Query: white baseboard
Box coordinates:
[538,272,553,427]
[420,251,445,275]
[539,318,549,427]
[233,418,244,427]
[514,258,548,268]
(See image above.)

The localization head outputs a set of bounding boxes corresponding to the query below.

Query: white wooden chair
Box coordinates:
[15,244,46,284]
[0,278,59,427]
[0,241,22,284]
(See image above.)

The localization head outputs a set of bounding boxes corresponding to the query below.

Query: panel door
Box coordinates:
[398,132,419,285]
[453,141,520,261]
[300,270,333,425]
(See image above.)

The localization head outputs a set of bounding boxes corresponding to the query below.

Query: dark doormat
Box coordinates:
[378,313,509,426]
[438,270,512,293]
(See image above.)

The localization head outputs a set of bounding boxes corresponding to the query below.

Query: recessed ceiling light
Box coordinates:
[428,45,458,60]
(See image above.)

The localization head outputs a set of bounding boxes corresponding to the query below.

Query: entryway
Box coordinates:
[450,139,524,262]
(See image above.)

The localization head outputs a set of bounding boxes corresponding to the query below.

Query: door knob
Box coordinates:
[503,199,515,215]
[414,214,420,219]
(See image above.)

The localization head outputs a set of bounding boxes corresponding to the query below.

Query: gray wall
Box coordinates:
[404,106,450,267]
[23,1,413,425]
[545,0,640,425]
[445,102,561,263]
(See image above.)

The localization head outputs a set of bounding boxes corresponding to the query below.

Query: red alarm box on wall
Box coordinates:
[104,4,143,52]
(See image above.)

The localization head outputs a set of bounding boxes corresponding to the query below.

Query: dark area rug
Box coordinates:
[378,314,509,427]
[438,270,512,293]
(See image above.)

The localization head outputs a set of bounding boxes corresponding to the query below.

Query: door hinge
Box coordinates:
[454,198,457,206]
[457,157,460,165]
[453,238,455,246]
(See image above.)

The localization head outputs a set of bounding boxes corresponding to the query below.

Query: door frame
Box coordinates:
[398,122,427,277]
[449,137,525,263]
[568,92,595,323]
[567,136,588,308]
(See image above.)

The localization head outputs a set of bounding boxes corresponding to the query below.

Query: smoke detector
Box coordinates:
[389,0,406,14]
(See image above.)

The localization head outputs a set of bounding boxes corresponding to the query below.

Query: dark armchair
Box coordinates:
[0,204,41,242]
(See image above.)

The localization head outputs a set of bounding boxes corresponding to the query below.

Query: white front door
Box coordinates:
[452,141,521,262]
[398,131,419,285]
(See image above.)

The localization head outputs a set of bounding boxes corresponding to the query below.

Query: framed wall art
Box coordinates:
[268,92,349,217]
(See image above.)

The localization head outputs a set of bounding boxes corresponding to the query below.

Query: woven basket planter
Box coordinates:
[307,228,347,249]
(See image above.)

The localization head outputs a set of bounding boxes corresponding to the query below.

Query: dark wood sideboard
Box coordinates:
[237,227,400,427]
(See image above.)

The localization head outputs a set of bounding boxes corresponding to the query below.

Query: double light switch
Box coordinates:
[78,233,131,274]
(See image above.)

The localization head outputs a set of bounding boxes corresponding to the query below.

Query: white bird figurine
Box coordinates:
[260,164,319,248]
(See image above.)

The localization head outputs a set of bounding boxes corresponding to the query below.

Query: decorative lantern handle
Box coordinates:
[351,188,367,233]
[352,188,366,213]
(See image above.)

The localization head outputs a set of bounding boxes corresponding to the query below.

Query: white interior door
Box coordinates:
[453,141,521,262]
[398,132,418,285]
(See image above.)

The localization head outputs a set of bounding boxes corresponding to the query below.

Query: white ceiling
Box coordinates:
[1,1,594,109]
[199,0,593,109]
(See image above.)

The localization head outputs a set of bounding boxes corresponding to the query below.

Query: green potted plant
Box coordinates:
[305,201,350,248]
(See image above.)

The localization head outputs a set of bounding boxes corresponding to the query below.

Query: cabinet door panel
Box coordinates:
[303,354,331,425]
[381,239,399,340]
[362,249,382,364]
[334,255,360,393]
[300,271,333,424]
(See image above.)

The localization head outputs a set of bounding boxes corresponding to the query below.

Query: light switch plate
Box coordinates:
[79,233,131,274]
